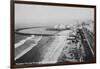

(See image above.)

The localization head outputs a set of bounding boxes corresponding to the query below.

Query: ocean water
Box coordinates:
[15,27,59,44]
[15,34,30,43]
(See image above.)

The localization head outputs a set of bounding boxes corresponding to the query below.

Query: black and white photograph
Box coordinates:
[12,1,96,67]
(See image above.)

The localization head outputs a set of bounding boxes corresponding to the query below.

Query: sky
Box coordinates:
[15,4,94,29]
